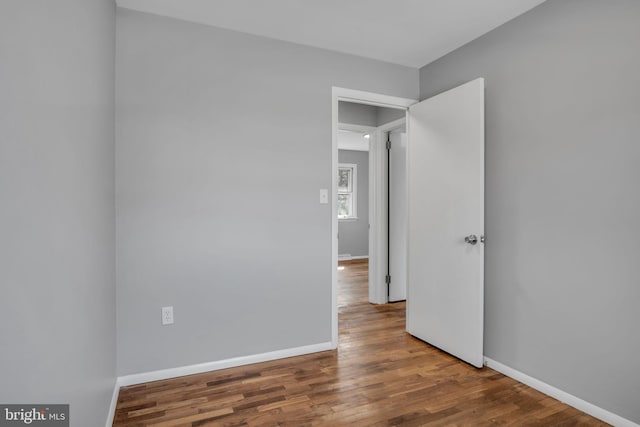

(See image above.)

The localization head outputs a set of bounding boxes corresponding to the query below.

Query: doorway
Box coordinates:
[336,124,374,264]
[337,104,407,307]
[331,88,416,347]
[332,80,486,368]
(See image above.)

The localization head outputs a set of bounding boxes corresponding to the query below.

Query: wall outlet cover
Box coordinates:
[161,306,174,325]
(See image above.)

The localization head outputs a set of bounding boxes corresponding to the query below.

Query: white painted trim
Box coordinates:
[332,87,417,343]
[339,254,369,261]
[338,123,376,133]
[338,162,358,219]
[105,380,119,427]
[331,89,340,349]
[484,357,639,427]
[368,126,383,304]
[335,88,417,110]
[370,117,409,305]
[117,342,333,387]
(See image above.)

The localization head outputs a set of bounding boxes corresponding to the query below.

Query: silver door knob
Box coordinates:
[464,235,478,245]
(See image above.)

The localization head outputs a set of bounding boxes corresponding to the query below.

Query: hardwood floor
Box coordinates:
[113,260,606,426]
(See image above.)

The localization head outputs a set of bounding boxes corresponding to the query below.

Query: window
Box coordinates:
[338,163,357,219]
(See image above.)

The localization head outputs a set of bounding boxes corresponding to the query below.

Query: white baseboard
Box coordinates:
[105,380,120,427]
[484,357,638,427]
[117,341,334,387]
[338,254,368,261]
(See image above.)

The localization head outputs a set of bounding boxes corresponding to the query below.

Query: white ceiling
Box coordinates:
[338,130,370,152]
[116,0,546,68]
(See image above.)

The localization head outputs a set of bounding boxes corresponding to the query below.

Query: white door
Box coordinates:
[406,78,485,368]
[388,130,407,302]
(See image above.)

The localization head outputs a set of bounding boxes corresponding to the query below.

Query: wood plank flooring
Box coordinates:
[113,260,607,426]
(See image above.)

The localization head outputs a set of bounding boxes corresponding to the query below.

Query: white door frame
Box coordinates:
[331,87,417,348]
[373,118,407,304]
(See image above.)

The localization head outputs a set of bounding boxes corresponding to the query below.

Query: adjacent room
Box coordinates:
[1,1,638,426]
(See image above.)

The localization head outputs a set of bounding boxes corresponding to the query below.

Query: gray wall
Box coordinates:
[420,0,640,422]
[338,150,369,258]
[339,101,378,126]
[339,101,406,127]
[376,107,405,126]
[116,8,418,375]
[0,1,116,426]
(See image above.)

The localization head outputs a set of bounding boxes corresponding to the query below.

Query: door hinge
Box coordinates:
[386,139,391,150]
[385,274,391,285]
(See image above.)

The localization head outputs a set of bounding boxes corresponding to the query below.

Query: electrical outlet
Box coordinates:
[161,306,174,325]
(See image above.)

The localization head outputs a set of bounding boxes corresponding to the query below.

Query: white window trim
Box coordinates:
[338,163,357,220]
